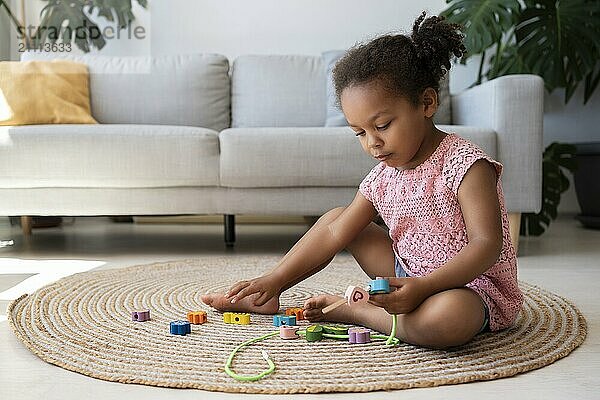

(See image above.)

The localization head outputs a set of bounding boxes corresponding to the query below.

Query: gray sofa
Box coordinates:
[0,54,543,246]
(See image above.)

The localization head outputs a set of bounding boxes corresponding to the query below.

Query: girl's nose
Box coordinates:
[367,132,382,148]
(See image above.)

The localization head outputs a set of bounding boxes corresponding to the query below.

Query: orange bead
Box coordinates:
[285,307,304,320]
[187,311,207,324]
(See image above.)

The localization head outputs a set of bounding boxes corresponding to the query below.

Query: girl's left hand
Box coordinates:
[368,277,433,314]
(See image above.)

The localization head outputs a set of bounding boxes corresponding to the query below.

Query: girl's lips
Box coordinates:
[375,153,391,161]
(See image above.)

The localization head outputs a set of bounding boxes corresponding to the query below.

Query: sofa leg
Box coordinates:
[21,216,33,236]
[224,215,236,247]
[508,212,521,254]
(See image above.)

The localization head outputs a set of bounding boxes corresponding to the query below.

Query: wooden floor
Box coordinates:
[0,214,598,400]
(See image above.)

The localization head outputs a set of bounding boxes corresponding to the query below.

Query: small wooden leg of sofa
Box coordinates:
[508,212,521,254]
[21,216,33,236]
[224,215,236,247]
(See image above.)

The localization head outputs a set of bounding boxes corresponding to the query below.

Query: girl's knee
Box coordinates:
[404,315,476,349]
[319,207,346,223]
[401,293,483,349]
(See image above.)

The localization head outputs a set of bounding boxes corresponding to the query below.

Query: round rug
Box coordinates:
[8,256,587,394]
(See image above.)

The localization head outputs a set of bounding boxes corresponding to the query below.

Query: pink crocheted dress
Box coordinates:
[359,133,523,331]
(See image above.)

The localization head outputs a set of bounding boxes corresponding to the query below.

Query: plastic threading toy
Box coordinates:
[224,314,399,382]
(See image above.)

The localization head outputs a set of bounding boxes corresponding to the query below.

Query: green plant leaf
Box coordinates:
[440,0,521,60]
[516,0,600,99]
[521,142,577,236]
[584,64,600,104]
[486,41,531,80]
[31,0,147,52]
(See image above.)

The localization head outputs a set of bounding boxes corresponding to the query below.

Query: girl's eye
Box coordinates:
[354,131,365,137]
[376,122,391,131]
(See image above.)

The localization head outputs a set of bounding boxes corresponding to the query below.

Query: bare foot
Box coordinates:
[303,294,356,323]
[201,292,280,314]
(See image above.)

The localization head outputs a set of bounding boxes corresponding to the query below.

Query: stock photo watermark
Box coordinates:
[17,20,148,53]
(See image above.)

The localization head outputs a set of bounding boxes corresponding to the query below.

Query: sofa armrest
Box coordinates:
[451,74,544,213]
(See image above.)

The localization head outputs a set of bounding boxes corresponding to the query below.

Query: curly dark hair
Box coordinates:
[332,12,466,108]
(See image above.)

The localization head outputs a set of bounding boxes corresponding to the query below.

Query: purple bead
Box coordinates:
[349,327,371,344]
[132,310,150,322]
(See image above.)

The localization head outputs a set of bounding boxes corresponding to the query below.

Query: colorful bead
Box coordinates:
[170,320,191,335]
[368,278,390,294]
[285,307,305,320]
[348,327,371,344]
[305,324,323,342]
[187,311,207,324]
[273,315,296,327]
[322,324,348,335]
[131,310,150,322]
[223,312,250,325]
[345,286,370,306]
[279,325,299,340]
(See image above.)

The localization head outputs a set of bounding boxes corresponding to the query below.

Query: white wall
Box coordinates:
[7,0,600,212]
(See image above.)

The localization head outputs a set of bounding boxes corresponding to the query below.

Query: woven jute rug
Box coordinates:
[8,255,587,394]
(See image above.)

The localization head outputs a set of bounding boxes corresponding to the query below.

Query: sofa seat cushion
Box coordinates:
[220,126,497,188]
[0,124,219,188]
[220,127,376,188]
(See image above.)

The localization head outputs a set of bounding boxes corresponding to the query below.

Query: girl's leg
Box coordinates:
[303,219,486,349]
[278,207,396,291]
[305,287,486,349]
[202,207,353,312]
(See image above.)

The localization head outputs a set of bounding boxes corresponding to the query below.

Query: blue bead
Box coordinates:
[170,320,191,335]
[273,315,296,326]
[368,278,390,294]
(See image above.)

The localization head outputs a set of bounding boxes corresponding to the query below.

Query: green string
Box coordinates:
[224,331,279,381]
[386,314,398,345]
[224,314,400,381]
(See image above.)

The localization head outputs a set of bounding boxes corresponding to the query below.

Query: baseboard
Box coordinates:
[133,215,317,225]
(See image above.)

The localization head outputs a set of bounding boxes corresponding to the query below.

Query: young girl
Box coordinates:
[202,12,523,349]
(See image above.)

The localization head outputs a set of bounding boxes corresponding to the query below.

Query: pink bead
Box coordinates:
[345,286,369,306]
[132,310,150,322]
[279,325,299,340]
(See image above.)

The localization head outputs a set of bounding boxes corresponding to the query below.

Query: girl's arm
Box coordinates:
[227,191,378,304]
[421,159,503,294]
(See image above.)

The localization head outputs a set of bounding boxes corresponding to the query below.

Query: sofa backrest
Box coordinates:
[21,53,231,131]
[231,55,327,128]
[231,54,452,128]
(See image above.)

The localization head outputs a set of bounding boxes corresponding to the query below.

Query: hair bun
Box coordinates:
[410,11,466,77]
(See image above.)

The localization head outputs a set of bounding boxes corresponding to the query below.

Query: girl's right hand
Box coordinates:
[225,274,281,306]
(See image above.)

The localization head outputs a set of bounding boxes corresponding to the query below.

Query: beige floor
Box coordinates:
[0,214,598,400]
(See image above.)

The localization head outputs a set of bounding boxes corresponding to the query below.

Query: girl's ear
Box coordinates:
[421,88,438,118]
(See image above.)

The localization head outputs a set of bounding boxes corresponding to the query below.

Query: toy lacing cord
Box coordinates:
[225,331,279,381]
[224,314,399,382]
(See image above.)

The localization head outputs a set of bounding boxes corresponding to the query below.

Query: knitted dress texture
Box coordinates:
[359,133,523,331]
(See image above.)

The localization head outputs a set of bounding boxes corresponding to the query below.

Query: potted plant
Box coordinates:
[441,0,600,234]
[0,0,147,52]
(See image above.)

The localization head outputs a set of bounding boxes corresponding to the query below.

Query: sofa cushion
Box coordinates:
[220,127,376,188]
[322,50,348,127]
[0,60,97,126]
[0,124,219,188]
[20,53,231,131]
[231,55,327,127]
[220,126,497,188]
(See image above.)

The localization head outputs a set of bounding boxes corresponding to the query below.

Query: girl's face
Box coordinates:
[341,82,438,170]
